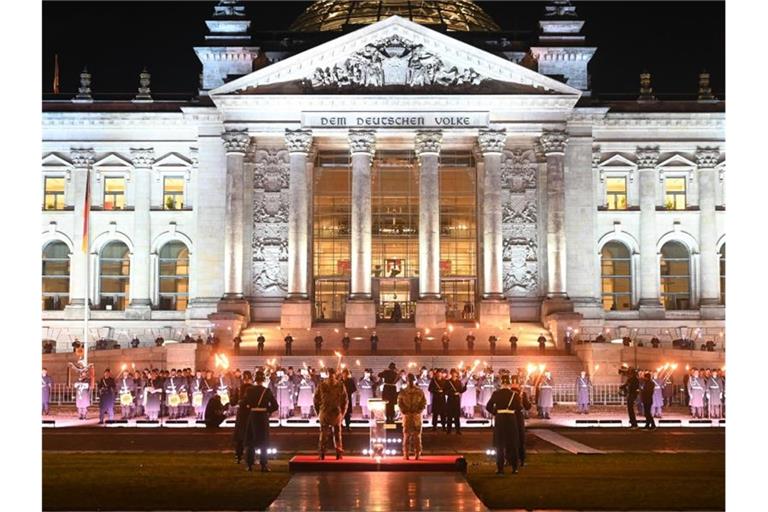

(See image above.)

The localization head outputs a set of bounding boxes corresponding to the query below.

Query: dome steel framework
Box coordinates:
[290,0,501,32]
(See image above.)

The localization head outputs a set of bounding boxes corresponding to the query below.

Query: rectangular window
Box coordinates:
[44,177,66,210]
[102,177,126,210]
[163,176,185,210]
[664,177,687,210]
[605,177,627,210]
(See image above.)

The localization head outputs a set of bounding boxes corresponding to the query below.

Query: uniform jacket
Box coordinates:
[398,385,427,415]
[313,379,348,425]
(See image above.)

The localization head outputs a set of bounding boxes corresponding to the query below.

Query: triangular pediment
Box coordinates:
[153,152,192,169]
[93,153,133,169]
[211,16,581,96]
[42,153,74,169]
[598,154,637,169]
[657,154,697,169]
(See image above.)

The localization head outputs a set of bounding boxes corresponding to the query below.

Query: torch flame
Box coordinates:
[527,363,535,374]
[121,363,127,371]
[355,360,361,366]
[319,360,325,368]
[538,363,546,372]
[594,364,600,371]
[334,351,342,358]
[448,324,454,333]
[214,353,230,370]
[458,360,465,369]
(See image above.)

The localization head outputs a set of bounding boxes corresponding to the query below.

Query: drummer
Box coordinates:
[118,369,135,419]
[165,369,182,419]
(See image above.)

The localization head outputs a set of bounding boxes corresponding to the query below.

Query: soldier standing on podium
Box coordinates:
[314,368,348,460]
[378,362,399,423]
[398,373,427,460]
[485,374,522,475]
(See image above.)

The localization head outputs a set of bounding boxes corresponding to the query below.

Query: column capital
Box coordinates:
[592,145,602,168]
[70,148,95,168]
[349,129,376,155]
[285,129,313,154]
[415,129,443,156]
[130,148,155,168]
[222,129,250,155]
[539,129,568,155]
[478,128,507,154]
[695,147,720,169]
[635,146,660,169]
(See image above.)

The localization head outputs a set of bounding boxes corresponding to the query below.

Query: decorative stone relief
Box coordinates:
[478,129,507,154]
[501,149,540,297]
[348,130,377,154]
[695,147,720,169]
[285,129,313,154]
[635,146,660,169]
[222,129,250,154]
[311,35,485,89]
[70,148,95,168]
[250,148,290,295]
[539,130,568,155]
[129,148,154,168]
[415,130,443,155]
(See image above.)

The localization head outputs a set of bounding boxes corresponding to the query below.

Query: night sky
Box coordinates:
[41,1,725,97]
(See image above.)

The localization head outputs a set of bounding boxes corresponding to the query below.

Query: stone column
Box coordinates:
[221,129,249,300]
[636,147,664,317]
[345,129,377,328]
[696,147,723,318]
[280,129,314,329]
[477,129,510,328]
[127,148,154,318]
[540,130,569,299]
[414,130,446,328]
[64,148,94,317]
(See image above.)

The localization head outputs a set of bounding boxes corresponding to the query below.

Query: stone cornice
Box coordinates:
[348,129,376,155]
[285,129,313,154]
[478,129,507,154]
[414,130,443,156]
[539,130,568,155]
[222,129,251,154]
[70,148,95,168]
[130,148,155,168]
[635,147,660,169]
[43,112,188,128]
[695,147,720,169]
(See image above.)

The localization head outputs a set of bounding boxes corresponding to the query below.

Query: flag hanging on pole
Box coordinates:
[53,54,60,94]
[81,169,90,253]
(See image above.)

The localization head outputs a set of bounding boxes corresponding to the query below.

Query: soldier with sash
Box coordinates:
[651,371,665,418]
[428,369,447,431]
[275,369,294,418]
[233,371,254,464]
[97,369,116,424]
[537,371,554,419]
[165,369,182,419]
[485,374,522,475]
[42,368,53,416]
[707,369,724,419]
[297,369,315,418]
[144,370,163,421]
[74,370,90,420]
[445,369,466,434]
[398,373,427,460]
[687,369,706,418]
[118,369,135,419]
[576,370,591,414]
[243,371,279,472]
[461,370,478,418]
[417,367,431,418]
[358,369,375,418]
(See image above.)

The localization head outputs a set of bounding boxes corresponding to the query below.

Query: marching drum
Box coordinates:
[120,392,133,407]
[217,389,230,406]
[192,391,203,407]
[168,393,181,407]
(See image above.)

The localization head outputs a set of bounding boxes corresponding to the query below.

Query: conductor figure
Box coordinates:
[485,374,522,475]
[378,362,399,423]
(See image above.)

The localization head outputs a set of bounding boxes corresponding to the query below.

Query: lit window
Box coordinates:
[664,177,687,210]
[163,177,185,210]
[99,242,130,310]
[42,241,70,310]
[605,177,627,210]
[601,242,632,311]
[660,241,691,310]
[44,177,66,210]
[158,241,189,311]
[103,177,126,210]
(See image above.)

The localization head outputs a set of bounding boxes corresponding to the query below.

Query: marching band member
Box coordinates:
[651,371,665,418]
[478,368,496,419]
[358,369,374,419]
[118,369,135,419]
[537,370,554,419]
[133,370,145,418]
[275,369,294,419]
[97,369,116,424]
[244,371,279,472]
[485,374,522,475]
[233,370,254,464]
[314,368,348,460]
[144,370,163,421]
[707,369,724,419]
[191,371,204,420]
[74,370,90,420]
[297,369,315,418]
[687,369,706,418]
[202,370,217,416]
[165,369,181,419]
[216,371,231,413]
[398,373,427,460]
[42,368,53,416]
[445,369,466,434]
[460,370,478,419]
[417,367,431,418]
[576,371,591,414]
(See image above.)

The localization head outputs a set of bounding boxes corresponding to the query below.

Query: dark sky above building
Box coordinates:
[42,1,725,98]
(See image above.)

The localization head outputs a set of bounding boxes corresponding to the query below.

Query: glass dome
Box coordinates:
[290,0,501,32]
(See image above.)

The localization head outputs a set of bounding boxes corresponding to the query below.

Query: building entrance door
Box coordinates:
[374,277,417,323]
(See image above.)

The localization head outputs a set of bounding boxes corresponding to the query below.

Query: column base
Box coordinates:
[345,300,376,329]
[479,299,510,330]
[280,300,313,329]
[543,311,582,350]
[508,297,541,322]
[415,299,446,330]
[700,303,725,320]
[186,298,220,321]
[207,311,246,349]
[63,301,90,319]
[571,297,604,320]
[638,299,665,320]
[126,301,152,320]
[540,297,574,323]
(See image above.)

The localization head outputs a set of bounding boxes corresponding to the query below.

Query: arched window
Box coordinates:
[719,244,726,305]
[601,242,632,311]
[660,241,691,310]
[158,241,189,311]
[42,242,70,310]
[99,242,130,310]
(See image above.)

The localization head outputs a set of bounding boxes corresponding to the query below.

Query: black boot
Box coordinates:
[319,451,325,460]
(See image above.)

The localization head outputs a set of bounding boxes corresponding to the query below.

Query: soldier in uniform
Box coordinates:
[512,376,532,466]
[576,370,591,414]
[165,369,181,419]
[429,369,446,431]
[466,332,475,353]
[687,369,706,418]
[537,370,554,419]
[133,370,145,418]
[370,331,379,353]
[314,332,324,355]
[341,332,351,354]
[641,372,656,430]
[378,362,399,423]
[485,374,522,475]
[444,369,466,434]
[97,369,116,424]
[707,369,724,419]
[398,373,427,460]
[256,333,265,354]
[313,368,348,460]
[275,369,294,418]
[537,335,547,353]
[243,370,279,472]
[297,369,315,418]
[118,369,135,419]
[508,335,518,354]
[358,369,374,418]
[651,371,665,418]
[478,368,497,419]
[144,370,163,421]
[74,370,90,420]
[42,368,53,416]
[417,367,431,417]
[284,333,293,355]
[441,332,450,354]
[233,336,242,356]
[233,371,254,464]
[663,374,675,407]
[461,370,478,418]
[341,368,357,431]
[619,368,640,428]
[488,335,497,355]
[414,331,423,354]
